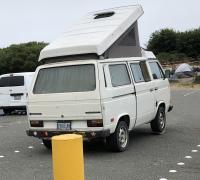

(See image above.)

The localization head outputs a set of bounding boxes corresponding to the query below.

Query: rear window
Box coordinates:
[0,76,24,87]
[33,64,96,94]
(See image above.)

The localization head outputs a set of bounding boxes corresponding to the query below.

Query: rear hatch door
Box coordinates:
[28,61,102,120]
[0,75,26,106]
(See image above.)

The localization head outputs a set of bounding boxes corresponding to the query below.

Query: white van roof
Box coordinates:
[39,5,144,61]
[141,50,156,60]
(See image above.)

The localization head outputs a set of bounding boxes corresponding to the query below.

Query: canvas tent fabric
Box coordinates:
[173,63,194,79]
[39,5,144,62]
[175,63,193,73]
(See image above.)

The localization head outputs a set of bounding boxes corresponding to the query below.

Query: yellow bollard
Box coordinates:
[52,134,84,180]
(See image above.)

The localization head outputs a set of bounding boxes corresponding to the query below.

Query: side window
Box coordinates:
[130,61,151,83]
[130,63,144,83]
[149,62,164,80]
[109,64,131,87]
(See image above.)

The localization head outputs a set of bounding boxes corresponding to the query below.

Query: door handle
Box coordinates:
[155,87,158,91]
[150,88,154,92]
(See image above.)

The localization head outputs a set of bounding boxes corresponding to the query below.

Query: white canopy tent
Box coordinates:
[173,63,194,79]
[175,63,193,73]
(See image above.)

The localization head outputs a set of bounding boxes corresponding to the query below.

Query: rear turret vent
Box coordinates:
[94,11,115,19]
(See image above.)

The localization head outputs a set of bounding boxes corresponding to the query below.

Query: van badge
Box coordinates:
[61,115,64,118]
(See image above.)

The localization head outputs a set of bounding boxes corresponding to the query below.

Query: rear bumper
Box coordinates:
[26,129,110,140]
[168,105,173,112]
[0,106,26,110]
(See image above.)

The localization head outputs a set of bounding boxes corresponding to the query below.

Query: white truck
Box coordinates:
[0,72,34,114]
[26,5,173,152]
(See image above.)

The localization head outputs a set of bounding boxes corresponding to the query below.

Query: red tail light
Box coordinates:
[87,119,103,127]
[30,121,44,127]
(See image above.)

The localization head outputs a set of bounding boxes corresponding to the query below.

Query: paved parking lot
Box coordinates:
[0,89,200,180]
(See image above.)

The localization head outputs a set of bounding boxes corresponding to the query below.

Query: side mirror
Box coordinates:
[165,70,171,79]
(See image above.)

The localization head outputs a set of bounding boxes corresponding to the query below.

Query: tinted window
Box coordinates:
[33,64,96,94]
[130,63,144,83]
[109,64,131,87]
[0,76,24,87]
[149,62,164,80]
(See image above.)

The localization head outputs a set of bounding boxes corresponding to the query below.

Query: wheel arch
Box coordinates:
[157,101,166,112]
[115,114,130,130]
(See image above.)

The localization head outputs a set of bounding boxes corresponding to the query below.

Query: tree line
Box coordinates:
[0,28,199,75]
[0,42,47,75]
[147,28,200,64]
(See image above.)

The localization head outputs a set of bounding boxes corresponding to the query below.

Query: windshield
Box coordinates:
[33,64,96,94]
[0,76,24,87]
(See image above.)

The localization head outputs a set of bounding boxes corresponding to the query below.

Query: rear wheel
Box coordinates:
[151,106,166,134]
[42,139,52,149]
[106,121,129,152]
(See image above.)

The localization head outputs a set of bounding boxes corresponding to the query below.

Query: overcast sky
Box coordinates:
[0,0,199,48]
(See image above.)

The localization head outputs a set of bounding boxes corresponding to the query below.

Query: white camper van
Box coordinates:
[26,5,173,151]
[0,72,34,114]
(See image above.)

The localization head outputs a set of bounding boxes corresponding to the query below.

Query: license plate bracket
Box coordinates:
[57,121,71,131]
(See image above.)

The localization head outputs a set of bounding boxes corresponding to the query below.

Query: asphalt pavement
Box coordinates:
[0,89,199,180]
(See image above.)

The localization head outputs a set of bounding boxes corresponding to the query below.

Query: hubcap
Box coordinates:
[118,127,128,148]
[159,112,165,130]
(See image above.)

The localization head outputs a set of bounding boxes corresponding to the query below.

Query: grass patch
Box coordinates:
[170,75,200,89]
[194,76,200,84]
[170,82,200,89]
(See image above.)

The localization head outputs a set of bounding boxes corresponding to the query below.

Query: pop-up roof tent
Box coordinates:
[39,5,145,63]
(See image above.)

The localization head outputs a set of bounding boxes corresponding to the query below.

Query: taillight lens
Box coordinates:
[87,119,103,127]
[30,120,44,127]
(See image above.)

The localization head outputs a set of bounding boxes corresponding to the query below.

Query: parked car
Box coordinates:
[26,5,173,151]
[0,72,34,114]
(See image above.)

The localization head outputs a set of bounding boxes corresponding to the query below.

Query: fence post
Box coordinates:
[52,134,84,180]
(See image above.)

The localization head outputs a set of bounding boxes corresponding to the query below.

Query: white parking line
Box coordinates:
[197,145,200,147]
[14,150,20,153]
[184,91,199,97]
[191,150,198,152]
[177,162,185,166]
[28,146,34,149]
[169,170,177,173]
[185,156,192,159]
[0,155,4,158]
[159,178,168,180]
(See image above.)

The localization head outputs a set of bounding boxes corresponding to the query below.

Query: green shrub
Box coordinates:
[0,42,48,75]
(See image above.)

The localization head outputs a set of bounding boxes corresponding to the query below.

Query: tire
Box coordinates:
[106,121,129,152]
[151,106,166,134]
[42,139,52,149]
[3,109,12,115]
